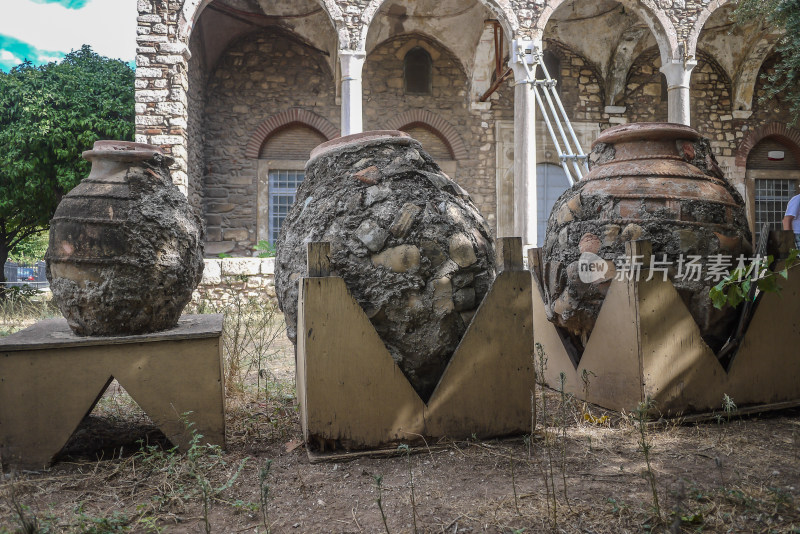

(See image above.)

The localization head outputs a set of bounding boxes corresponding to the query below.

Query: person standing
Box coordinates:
[783,186,800,249]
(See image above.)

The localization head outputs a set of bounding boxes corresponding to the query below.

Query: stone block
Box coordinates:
[222,257,261,276]
[202,259,222,284]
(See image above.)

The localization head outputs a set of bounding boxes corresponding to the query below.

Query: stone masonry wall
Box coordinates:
[362,33,514,231]
[135,0,190,194]
[191,258,277,308]
[202,28,340,255]
[544,40,604,124]
[186,29,207,213]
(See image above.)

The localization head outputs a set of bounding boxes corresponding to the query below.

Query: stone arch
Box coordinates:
[533,0,678,65]
[384,110,468,160]
[359,0,519,52]
[736,123,800,168]
[178,0,347,48]
[733,38,779,113]
[245,109,339,159]
[686,0,730,58]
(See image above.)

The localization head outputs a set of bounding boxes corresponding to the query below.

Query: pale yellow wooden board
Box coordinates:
[533,266,800,415]
[0,317,225,470]
[298,271,535,448]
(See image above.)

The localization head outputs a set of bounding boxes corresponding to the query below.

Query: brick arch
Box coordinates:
[735,123,800,168]
[245,109,339,159]
[384,110,468,160]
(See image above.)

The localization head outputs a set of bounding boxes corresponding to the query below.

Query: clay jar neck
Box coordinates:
[82,141,167,183]
[593,122,700,165]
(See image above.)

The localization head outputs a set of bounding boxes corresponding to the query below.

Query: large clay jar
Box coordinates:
[46,141,204,336]
[275,131,496,401]
[543,123,751,352]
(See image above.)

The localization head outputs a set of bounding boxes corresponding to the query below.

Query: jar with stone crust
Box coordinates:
[543,123,751,352]
[275,131,496,401]
[46,141,204,336]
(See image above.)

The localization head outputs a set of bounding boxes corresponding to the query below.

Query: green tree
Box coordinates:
[734,0,800,125]
[0,45,134,285]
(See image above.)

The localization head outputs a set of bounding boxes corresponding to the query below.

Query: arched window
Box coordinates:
[747,138,800,242]
[404,47,432,95]
[400,123,457,178]
[536,163,571,245]
[258,124,327,244]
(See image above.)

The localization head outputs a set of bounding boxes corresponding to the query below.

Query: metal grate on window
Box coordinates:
[268,170,305,244]
[754,178,797,242]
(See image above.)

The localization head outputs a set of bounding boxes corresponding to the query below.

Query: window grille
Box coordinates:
[754,178,798,242]
[268,170,305,244]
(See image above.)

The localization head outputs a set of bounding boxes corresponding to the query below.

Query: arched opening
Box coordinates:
[746,137,800,242]
[536,163,571,246]
[404,47,432,95]
[197,22,338,255]
[257,124,328,245]
[400,122,457,177]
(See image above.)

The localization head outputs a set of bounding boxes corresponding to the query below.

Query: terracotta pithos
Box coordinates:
[543,123,751,352]
[46,141,204,336]
[276,131,496,401]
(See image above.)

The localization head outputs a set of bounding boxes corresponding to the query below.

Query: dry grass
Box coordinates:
[1,297,799,533]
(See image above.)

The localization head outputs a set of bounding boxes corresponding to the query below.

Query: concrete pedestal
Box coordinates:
[0,314,225,470]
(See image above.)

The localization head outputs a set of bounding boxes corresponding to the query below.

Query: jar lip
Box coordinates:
[593,122,700,148]
[82,140,166,162]
[308,130,412,163]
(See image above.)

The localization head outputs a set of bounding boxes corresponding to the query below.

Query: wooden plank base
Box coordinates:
[0,315,225,470]
[297,270,536,450]
[533,265,800,415]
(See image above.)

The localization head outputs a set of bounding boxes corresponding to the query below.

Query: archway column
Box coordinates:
[339,50,366,136]
[510,39,539,247]
[661,59,697,125]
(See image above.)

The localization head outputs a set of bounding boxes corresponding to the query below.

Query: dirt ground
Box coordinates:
[2,321,800,534]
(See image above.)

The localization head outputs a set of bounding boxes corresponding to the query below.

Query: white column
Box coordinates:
[339,50,366,136]
[510,40,539,248]
[661,59,697,126]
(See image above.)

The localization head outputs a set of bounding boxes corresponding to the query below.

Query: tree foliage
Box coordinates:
[0,45,134,283]
[734,0,800,125]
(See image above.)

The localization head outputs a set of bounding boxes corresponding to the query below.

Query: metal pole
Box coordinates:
[536,54,589,175]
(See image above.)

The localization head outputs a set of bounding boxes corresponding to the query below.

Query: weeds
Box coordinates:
[373,474,391,534]
[191,278,285,399]
[259,459,273,534]
[632,397,661,522]
[534,342,558,528]
[398,444,418,534]
[182,413,249,534]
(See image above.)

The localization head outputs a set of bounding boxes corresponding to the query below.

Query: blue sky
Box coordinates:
[0,0,137,71]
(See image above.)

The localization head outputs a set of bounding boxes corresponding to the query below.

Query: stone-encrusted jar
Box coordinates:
[46,141,204,336]
[275,131,496,401]
[543,123,751,352]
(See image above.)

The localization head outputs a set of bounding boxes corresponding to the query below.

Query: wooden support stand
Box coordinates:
[531,241,800,416]
[297,238,535,455]
[0,315,225,470]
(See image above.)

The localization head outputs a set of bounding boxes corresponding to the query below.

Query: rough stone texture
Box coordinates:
[543,124,751,353]
[202,27,340,255]
[275,133,496,401]
[46,144,204,336]
[191,258,277,308]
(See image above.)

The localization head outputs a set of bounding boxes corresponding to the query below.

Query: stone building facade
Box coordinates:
[135,0,800,255]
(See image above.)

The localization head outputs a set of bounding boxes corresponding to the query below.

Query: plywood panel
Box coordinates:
[298,277,425,448]
[0,316,225,470]
[298,271,536,448]
[427,271,535,438]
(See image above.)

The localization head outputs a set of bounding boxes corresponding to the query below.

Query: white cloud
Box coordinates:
[0,49,23,65]
[1,0,137,62]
